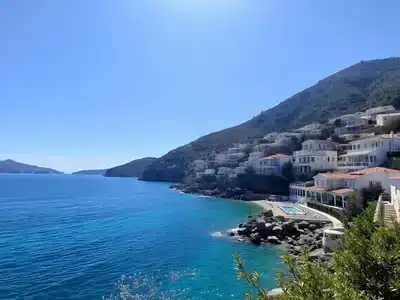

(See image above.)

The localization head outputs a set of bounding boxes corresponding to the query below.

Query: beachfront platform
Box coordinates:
[253,200,340,226]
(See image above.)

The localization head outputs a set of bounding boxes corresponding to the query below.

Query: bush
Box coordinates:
[235,203,400,299]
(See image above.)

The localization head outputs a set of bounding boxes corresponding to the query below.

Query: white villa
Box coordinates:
[253,154,291,175]
[337,135,400,172]
[376,112,400,127]
[290,167,400,210]
[363,105,396,121]
[292,140,338,174]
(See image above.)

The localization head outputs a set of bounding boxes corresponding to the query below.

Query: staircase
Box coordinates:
[382,202,397,226]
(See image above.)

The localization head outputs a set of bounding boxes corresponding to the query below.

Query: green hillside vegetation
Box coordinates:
[139,57,400,182]
[104,157,157,178]
[0,159,62,174]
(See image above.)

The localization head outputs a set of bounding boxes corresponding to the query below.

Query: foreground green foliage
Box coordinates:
[235,204,400,299]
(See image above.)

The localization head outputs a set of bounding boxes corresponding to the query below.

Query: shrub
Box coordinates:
[235,203,400,299]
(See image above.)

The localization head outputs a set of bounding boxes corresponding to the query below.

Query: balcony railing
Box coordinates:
[337,162,371,167]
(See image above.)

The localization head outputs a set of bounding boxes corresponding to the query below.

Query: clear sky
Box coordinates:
[0,0,399,172]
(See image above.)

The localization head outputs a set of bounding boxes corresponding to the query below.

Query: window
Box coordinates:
[364,143,367,148]
[375,142,379,147]
[370,156,373,162]
[332,157,335,162]
[357,144,360,149]
[374,156,377,162]
[327,157,330,162]
[311,157,315,162]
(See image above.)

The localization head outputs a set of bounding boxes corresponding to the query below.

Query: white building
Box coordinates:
[290,167,400,210]
[389,176,400,221]
[329,112,364,125]
[294,123,322,135]
[253,154,291,175]
[217,167,235,176]
[263,132,280,142]
[376,112,400,127]
[366,105,396,116]
[337,135,400,172]
[364,105,396,121]
[249,151,264,160]
[334,124,364,135]
[292,140,338,174]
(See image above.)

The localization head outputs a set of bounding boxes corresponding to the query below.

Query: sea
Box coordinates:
[0,174,282,299]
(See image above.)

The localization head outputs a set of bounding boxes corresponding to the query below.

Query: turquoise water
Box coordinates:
[280,205,305,215]
[0,174,282,299]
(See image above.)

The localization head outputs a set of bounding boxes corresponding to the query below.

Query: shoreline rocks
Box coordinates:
[226,209,333,263]
[170,183,273,201]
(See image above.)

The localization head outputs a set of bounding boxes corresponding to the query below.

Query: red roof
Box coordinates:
[261,153,290,160]
[390,176,400,180]
[349,167,400,176]
[331,188,354,195]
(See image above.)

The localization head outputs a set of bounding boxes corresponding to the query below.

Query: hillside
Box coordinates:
[0,159,62,174]
[140,57,400,182]
[104,157,157,178]
[72,169,106,175]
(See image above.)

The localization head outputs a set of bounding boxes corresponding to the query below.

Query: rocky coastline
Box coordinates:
[170,183,270,201]
[227,209,334,263]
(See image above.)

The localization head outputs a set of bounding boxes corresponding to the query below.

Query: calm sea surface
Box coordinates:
[0,174,282,299]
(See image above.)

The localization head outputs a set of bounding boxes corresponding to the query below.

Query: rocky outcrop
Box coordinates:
[227,210,333,263]
[170,183,272,201]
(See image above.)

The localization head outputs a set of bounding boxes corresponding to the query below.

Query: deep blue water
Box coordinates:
[0,174,282,299]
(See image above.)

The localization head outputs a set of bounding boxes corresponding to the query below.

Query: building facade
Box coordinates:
[376,112,400,127]
[292,140,338,174]
[253,154,291,175]
[290,167,400,210]
[337,135,400,172]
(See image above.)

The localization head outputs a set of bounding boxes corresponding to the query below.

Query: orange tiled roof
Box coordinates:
[349,167,400,176]
[390,176,400,180]
[331,188,354,194]
[261,153,290,160]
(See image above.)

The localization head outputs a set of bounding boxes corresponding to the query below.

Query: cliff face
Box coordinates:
[141,57,400,182]
[104,157,157,178]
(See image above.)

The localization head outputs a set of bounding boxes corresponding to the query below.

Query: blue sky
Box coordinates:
[0,0,399,172]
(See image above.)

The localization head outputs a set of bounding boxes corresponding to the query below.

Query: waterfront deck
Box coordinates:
[253,200,337,225]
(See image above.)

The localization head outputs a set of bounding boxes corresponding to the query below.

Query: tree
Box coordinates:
[281,161,294,182]
[360,182,384,208]
[345,191,363,220]
[235,203,400,299]
[333,118,342,127]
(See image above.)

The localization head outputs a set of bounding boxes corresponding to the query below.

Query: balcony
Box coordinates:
[337,162,371,168]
